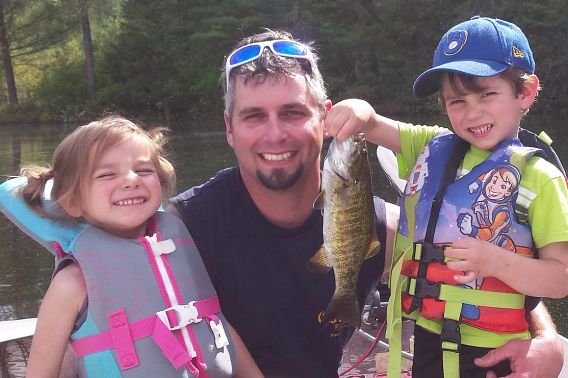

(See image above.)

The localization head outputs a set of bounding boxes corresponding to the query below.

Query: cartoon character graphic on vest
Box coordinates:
[458,165,521,252]
[455,164,521,320]
[406,145,430,196]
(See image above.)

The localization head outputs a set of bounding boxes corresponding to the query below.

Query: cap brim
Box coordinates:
[412,59,510,98]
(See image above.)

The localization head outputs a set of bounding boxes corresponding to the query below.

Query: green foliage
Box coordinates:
[1,0,568,123]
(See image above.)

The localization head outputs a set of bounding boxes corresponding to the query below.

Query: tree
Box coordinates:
[0,0,17,104]
[0,0,70,106]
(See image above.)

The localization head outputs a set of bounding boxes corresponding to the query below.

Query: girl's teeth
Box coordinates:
[117,198,144,206]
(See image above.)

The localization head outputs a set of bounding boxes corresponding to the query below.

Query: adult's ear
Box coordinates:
[224,112,234,148]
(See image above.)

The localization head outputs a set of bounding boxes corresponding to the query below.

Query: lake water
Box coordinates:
[0,119,567,337]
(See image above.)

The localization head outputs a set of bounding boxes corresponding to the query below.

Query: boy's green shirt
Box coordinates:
[396,122,568,248]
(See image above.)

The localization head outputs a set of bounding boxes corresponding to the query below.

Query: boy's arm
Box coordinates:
[325,99,402,152]
[475,302,564,378]
[446,239,568,298]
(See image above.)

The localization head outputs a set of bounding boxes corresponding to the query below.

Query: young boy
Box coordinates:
[327,16,568,377]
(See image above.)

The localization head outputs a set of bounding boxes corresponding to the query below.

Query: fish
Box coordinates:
[310,133,381,328]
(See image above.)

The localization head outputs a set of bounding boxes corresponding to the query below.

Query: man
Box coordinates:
[172,30,563,377]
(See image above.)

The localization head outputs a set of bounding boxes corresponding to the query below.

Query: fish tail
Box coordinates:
[322,294,361,328]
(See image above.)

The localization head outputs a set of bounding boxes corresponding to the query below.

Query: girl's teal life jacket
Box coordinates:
[0,177,235,377]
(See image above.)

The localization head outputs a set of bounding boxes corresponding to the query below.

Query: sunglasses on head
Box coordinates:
[225,39,311,89]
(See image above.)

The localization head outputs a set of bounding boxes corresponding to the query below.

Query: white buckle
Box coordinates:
[209,320,229,348]
[156,301,201,330]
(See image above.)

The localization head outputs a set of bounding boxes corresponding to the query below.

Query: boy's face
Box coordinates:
[440,73,536,151]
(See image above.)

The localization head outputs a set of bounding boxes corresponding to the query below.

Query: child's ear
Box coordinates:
[60,197,83,218]
[520,74,539,109]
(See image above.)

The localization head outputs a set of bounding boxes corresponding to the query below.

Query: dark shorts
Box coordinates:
[411,325,512,378]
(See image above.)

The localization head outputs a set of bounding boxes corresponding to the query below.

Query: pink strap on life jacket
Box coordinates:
[71,296,221,371]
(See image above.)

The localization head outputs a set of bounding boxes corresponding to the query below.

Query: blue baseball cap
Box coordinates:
[413,16,535,98]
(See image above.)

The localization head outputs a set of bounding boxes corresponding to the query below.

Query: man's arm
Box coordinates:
[382,202,399,279]
[474,302,564,378]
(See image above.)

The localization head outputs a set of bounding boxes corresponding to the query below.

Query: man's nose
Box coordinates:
[264,116,289,143]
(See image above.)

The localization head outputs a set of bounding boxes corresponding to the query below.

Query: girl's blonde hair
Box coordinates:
[20,115,175,221]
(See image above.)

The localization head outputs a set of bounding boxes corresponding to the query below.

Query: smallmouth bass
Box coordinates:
[311,133,381,328]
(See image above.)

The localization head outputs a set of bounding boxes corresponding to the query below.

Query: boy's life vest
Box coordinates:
[386,131,553,378]
[0,177,235,378]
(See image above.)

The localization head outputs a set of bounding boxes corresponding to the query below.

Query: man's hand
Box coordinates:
[475,303,564,377]
[474,336,563,378]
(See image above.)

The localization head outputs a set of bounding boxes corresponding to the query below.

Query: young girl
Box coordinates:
[0,116,261,377]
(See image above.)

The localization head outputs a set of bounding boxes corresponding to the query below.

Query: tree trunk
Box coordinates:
[0,0,18,105]
[80,1,96,97]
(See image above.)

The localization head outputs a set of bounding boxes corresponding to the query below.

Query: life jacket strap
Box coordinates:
[405,277,525,309]
[413,241,446,263]
[441,300,463,378]
[71,296,221,371]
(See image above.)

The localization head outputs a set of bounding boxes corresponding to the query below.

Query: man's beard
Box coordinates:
[257,165,304,190]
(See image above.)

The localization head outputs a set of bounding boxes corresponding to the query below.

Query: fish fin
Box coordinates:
[322,294,361,328]
[366,236,381,259]
[313,191,325,210]
[308,246,332,273]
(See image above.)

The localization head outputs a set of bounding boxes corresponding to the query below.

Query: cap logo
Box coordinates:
[443,30,468,56]
[512,46,525,58]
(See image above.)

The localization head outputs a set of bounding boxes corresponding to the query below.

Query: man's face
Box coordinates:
[225,74,325,191]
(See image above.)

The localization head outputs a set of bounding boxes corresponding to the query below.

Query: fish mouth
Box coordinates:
[467,124,493,137]
[260,151,295,161]
[113,197,146,206]
[353,133,366,143]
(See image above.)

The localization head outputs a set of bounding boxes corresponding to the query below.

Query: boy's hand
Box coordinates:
[445,237,504,283]
[325,99,376,141]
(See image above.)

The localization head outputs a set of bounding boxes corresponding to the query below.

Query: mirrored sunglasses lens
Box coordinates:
[273,41,307,56]
[229,45,261,65]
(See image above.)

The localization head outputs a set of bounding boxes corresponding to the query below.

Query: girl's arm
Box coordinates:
[446,238,568,298]
[227,322,263,378]
[27,262,86,378]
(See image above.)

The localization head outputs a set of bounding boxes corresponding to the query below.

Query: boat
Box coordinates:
[2,144,567,377]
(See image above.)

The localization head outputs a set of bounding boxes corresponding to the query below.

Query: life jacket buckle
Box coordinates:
[209,320,229,348]
[413,241,446,263]
[157,301,202,330]
[412,277,441,299]
[440,318,461,351]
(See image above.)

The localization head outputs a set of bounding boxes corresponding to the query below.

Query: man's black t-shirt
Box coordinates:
[171,167,386,377]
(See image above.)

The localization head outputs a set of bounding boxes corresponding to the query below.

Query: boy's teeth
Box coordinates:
[470,124,491,134]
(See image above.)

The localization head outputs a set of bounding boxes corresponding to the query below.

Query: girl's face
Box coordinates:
[69,140,163,238]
